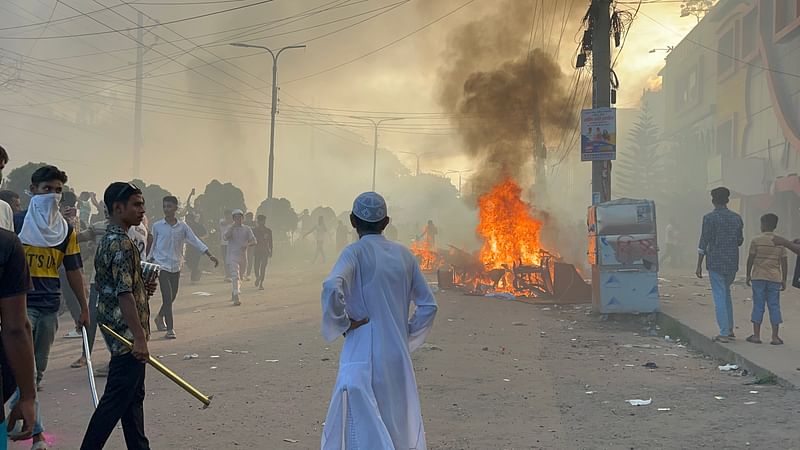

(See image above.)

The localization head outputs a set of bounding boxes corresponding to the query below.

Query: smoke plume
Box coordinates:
[437,0,582,196]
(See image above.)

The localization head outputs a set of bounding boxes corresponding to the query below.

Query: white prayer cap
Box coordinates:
[232,209,244,216]
[352,192,387,223]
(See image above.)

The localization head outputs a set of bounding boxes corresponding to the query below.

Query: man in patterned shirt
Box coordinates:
[80,182,157,450]
[696,187,744,343]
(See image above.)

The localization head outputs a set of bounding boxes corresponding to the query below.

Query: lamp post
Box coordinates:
[396,151,433,176]
[230,42,305,200]
[444,169,472,195]
[348,116,403,191]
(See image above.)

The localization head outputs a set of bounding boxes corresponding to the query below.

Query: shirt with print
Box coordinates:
[697,206,744,275]
[748,232,787,283]
[14,211,83,313]
[95,223,150,356]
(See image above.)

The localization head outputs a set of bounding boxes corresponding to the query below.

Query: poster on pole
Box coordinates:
[581,108,617,161]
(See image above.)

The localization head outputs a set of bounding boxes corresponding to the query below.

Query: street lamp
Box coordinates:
[444,169,472,195]
[230,42,306,200]
[348,116,403,191]
[395,151,433,176]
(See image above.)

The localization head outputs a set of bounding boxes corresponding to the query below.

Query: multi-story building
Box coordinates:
[660,0,800,237]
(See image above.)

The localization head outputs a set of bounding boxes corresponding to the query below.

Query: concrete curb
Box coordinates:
[657,312,796,389]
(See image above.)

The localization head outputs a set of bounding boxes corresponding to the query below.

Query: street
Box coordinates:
[10,265,799,450]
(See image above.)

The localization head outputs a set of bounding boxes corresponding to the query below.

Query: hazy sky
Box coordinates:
[0,0,698,212]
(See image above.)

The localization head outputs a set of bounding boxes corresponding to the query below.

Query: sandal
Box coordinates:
[745,335,762,344]
[70,356,87,368]
[712,335,730,343]
[771,338,784,345]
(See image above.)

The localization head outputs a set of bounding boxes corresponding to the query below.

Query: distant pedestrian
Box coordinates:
[224,210,256,306]
[219,210,233,281]
[184,212,208,283]
[662,218,681,268]
[745,214,787,345]
[305,216,328,263]
[695,187,744,343]
[252,214,273,290]
[244,212,255,280]
[335,221,348,253]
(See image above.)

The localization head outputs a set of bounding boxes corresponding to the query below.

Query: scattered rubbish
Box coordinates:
[743,401,757,405]
[210,366,217,370]
[585,391,595,395]
[718,364,739,372]
[224,349,234,353]
[714,396,725,400]
[657,408,671,412]
[541,307,551,311]
[192,292,213,296]
[512,322,527,326]
[503,379,511,382]
[664,335,674,343]
[192,309,202,313]
[643,362,658,369]
[749,390,759,394]
[663,353,679,357]
[421,343,442,351]
[748,374,778,385]
[626,398,652,406]
[183,354,199,360]
[210,355,220,359]
[447,319,454,322]
[264,360,279,363]
[283,438,299,444]
[625,364,635,367]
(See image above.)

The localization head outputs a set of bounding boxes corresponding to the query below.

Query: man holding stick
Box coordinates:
[80,182,157,450]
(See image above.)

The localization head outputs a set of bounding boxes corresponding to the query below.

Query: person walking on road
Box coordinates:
[320,192,438,450]
[695,187,744,343]
[224,210,256,306]
[252,214,272,291]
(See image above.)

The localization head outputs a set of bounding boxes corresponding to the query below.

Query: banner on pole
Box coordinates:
[581,108,616,161]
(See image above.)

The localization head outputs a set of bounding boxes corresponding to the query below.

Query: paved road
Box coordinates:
[13,266,800,449]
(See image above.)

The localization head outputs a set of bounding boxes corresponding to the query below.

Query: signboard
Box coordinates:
[581,108,617,161]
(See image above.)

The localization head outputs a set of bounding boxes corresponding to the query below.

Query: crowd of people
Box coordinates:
[0,145,440,450]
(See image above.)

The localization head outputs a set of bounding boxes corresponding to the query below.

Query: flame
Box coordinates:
[476,179,544,293]
[411,238,441,272]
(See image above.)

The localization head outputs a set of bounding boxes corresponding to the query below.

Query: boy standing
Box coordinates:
[746,213,788,345]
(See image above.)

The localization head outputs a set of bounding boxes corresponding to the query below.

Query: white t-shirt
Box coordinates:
[0,201,13,231]
[128,223,148,261]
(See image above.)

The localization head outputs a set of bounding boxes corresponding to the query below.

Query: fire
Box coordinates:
[411,238,441,271]
[477,178,543,274]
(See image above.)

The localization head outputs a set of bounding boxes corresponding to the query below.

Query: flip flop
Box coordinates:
[746,335,762,344]
[771,338,784,345]
[712,335,730,343]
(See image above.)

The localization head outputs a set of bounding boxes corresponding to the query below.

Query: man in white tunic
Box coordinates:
[320,192,438,450]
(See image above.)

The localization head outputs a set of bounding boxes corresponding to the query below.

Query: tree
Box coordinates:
[256,197,298,244]
[615,101,667,200]
[131,179,173,223]
[194,180,246,223]
[681,0,717,22]
[3,162,49,209]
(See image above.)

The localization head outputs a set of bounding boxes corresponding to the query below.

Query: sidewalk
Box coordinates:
[658,271,800,387]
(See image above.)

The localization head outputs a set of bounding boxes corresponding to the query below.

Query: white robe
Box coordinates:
[321,234,437,450]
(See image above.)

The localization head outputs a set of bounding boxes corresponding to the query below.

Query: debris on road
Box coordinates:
[657,408,671,412]
[626,398,652,406]
[643,362,658,369]
[192,292,213,296]
[718,364,739,372]
[714,396,725,400]
[183,354,199,360]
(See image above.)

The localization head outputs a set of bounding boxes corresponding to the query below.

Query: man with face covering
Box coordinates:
[12,165,89,450]
[320,192,438,450]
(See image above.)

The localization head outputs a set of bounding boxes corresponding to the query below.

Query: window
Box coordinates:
[717,27,735,78]
[715,118,735,157]
[741,8,758,60]
[775,0,800,42]
[675,64,701,111]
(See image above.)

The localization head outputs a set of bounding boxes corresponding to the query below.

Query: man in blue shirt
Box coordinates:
[696,187,744,343]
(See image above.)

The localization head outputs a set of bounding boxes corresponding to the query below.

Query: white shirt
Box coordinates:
[150,218,208,272]
[224,224,256,262]
[128,223,148,261]
[320,234,437,450]
[0,201,13,231]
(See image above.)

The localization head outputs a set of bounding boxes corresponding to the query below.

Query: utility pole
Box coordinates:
[133,11,144,179]
[396,151,432,176]
[591,0,612,204]
[590,0,612,313]
[349,116,403,190]
[230,43,306,200]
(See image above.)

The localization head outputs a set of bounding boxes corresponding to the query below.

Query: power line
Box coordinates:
[0,0,275,40]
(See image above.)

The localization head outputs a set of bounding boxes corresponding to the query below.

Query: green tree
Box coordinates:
[616,101,666,200]
[195,180,246,223]
[256,197,298,244]
[131,178,173,223]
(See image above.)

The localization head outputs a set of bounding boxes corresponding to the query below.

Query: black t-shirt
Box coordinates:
[0,228,32,420]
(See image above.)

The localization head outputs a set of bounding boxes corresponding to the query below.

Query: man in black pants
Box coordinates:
[147,196,218,339]
[252,214,273,290]
[81,182,156,450]
[184,212,208,283]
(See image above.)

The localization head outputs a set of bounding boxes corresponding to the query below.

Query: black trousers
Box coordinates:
[254,250,269,286]
[185,247,203,282]
[157,270,181,330]
[80,352,149,450]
